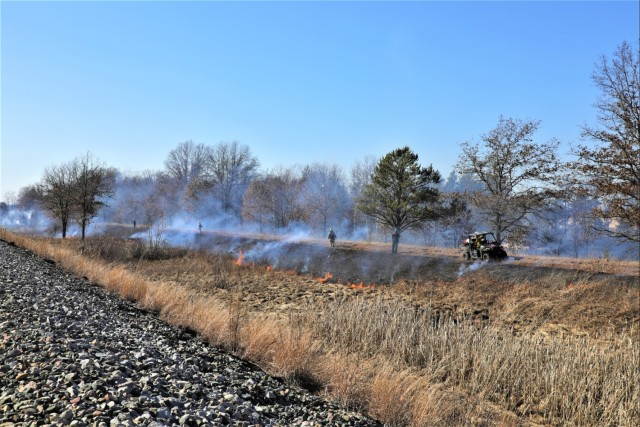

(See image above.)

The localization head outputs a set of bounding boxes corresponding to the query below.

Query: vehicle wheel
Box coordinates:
[463,252,469,261]
[482,253,490,261]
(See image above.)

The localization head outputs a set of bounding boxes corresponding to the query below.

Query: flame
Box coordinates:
[348,280,374,290]
[235,250,244,266]
[231,254,368,289]
[317,272,333,283]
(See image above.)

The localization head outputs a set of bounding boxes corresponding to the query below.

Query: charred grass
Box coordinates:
[2,229,638,426]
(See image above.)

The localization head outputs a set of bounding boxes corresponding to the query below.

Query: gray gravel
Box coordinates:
[0,239,381,427]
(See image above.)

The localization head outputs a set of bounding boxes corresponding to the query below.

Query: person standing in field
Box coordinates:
[391,227,400,254]
[198,221,203,234]
[328,228,336,247]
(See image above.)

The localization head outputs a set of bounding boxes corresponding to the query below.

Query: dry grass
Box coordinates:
[315,352,374,409]
[2,229,638,426]
[302,296,639,425]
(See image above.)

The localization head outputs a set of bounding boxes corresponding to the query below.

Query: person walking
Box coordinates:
[328,228,336,247]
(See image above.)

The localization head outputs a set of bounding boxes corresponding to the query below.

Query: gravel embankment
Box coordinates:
[0,240,381,427]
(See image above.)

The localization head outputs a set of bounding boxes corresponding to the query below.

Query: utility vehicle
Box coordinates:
[460,232,508,261]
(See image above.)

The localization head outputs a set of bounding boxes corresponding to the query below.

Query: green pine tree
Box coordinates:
[357,146,442,253]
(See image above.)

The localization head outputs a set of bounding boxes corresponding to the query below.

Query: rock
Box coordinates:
[0,240,381,427]
[156,408,171,419]
[179,414,196,425]
[60,409,74,420]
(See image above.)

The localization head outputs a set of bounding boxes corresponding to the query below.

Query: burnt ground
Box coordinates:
[115,228,640,341]
[193,233,461,284]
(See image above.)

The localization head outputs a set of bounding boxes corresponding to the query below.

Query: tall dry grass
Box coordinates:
[2,229,638,426]
[301,296,639,425]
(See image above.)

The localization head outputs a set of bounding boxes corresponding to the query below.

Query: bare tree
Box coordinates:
[457,117,561,244]
[242,167,306,230]
[163,140,211,189]
[37,155,125,238]
[242,177,271,232]
[153,171,185,218]
[160,140,212,218]
[70,153,116,239]
[40,163,74,238]
[566,194,599,258]
[17,185,43,210]
[573,41,639,242]
[301,163,350,236]
[349,156,377,239]
[197,141,259,219]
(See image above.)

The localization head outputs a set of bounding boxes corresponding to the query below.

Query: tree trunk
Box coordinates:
[495,214,502,244]
[391,232,400,253]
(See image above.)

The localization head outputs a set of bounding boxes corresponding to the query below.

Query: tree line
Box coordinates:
[7,42,639,255]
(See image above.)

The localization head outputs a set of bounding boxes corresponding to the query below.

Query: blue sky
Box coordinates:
[1,1,638,200]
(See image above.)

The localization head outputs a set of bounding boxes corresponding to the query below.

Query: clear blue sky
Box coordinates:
[1,1,638,201]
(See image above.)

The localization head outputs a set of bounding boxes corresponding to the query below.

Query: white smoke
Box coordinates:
[0,207,53,234]
[457,260,488,277]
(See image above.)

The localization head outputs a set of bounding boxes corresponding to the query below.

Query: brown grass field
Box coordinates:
[2,226,638,426]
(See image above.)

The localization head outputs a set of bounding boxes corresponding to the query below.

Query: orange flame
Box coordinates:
[348,280,374,290]
[235,250,244,266]
[317,272,333,283]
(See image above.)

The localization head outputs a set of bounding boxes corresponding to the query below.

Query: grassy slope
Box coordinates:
[2,227,638,426]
